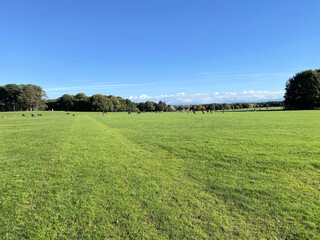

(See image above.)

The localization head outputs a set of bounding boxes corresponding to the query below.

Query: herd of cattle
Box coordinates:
[1,110,218,119]
[21,113,44,117]
[126,109,214,115]
[21,113,76,117]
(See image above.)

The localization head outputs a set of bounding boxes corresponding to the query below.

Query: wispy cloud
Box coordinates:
[45,83,157,92]
[72,80,120,84]
[129,90,285,104]
[199,72,293,78]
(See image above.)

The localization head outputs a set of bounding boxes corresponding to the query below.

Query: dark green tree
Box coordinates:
[156,101,166,111]
[125,99,136,111]
[166,105,176,112]
[137,102,146,112]
[74,93,90,111]
[17,85,47,110]
[57,94,75,111]
[90,94,114,112]
[207,104,215,111]
[242,103,252,109]
[104,98,114,112]
[108,95,121,111]
[0,86,6,111]
[284,69,320,110]
[46,99,58,111]
[3,84,21,111]
[145,101,156,112]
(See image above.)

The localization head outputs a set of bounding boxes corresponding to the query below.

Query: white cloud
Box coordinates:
[129,94,151,100]
[129,90,285,104]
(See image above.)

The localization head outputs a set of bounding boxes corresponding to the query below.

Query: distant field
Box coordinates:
[0,111,319,239]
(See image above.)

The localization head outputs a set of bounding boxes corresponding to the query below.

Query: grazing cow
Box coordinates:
[31,114,36,117]
[22,114,26,117]
[66,113,70,115]
[38,113,43,116]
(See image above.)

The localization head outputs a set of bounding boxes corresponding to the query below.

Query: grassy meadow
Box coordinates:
[0,110,319,239]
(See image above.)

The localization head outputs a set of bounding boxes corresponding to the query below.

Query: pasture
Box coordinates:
[0,111,319,239]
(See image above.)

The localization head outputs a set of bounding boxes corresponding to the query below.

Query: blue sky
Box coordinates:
[0,0,319,104]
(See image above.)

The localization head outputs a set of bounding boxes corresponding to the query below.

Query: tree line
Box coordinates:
[47,96,178,112]
[0,84,285,112]
[46,94,137,112]
[47,95,284,112]
[39,94,286,112]
[6,67,320,112]
[176,102,283,111]
[0,84,47,111]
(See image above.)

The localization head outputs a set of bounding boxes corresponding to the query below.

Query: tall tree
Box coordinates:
[90,94,114,111]
[3,84,21,111]
[108,95,121,111]
[284,70,320,110]
[57,94,75,111]
[125,99,136,111]
[156,101,166,111]
[0,86,6,111]
[17,85,47,111]
[145,101,156,112]
[74,93,90,111]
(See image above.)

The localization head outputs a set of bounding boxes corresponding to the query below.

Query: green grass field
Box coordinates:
[0,111,319,239]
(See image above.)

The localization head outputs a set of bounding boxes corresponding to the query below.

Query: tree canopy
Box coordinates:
[284,69,320,110]
[46,94,137,112]
[0,84,47,111]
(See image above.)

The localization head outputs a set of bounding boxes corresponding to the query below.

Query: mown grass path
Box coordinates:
[0,111,320,239]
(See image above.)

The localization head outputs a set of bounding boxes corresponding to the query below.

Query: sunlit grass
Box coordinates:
[0,110,319,239]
